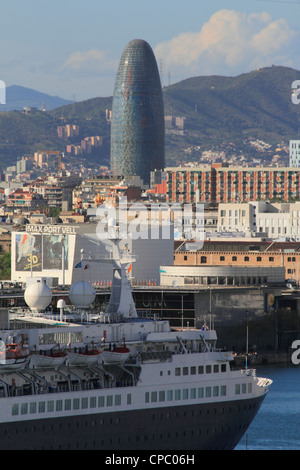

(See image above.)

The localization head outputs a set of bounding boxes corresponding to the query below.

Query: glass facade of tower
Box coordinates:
[110,39,165,185]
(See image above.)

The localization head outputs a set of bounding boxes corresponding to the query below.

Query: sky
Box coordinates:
[1,0,300,101]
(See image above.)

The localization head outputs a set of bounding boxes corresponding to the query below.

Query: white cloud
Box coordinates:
[62,48,117,74]
[154,10,299,80]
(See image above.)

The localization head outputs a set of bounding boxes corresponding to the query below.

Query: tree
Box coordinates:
[0,252,11,280]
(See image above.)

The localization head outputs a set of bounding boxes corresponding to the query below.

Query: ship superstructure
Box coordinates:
[0,241,271,450]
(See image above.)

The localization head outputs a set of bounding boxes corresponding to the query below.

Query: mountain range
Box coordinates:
[0,65,299,170]
[0,85,72,112]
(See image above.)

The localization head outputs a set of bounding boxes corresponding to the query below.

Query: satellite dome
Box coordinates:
[24,280,52,312]
[69,281,96,308]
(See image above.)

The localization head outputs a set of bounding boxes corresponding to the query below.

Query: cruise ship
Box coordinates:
[0,241,272,450]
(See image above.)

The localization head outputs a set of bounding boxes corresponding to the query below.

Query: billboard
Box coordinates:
[15,232,69,272]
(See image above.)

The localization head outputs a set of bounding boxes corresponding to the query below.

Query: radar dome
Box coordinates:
[24,280,52,312]
[69,281,96,308]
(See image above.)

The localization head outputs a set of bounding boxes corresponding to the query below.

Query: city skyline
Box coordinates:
[1,0,299,102]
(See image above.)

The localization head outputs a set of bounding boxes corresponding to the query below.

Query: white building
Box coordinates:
[11,222,174,286]
[217,201,300,240]
[290,140,300,167]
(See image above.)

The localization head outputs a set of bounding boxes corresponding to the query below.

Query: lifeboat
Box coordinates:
[29,349,67,369]
[0,339,29,370]
[101,346,130,365]
[66,346,101,366]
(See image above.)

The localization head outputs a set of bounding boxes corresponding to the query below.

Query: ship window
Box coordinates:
[21,403,28,415]
[221,364,227,372]
[213,386,219,397]
[159,391,165,402]
[198,388,204,398]
[73,398,80,410]
[167,390,173,401]
[107,395,113,406]
[205,387,211,398]
[64,400,71,411]
[90,397,97,408]
[127,394,132,405]
[248,383,252,393]
[235,384,241,395]
[98,396,105,407]
[82,398,88,409]
[175,367,181,376]
[30,402,36,414]
[56,400,63,411]
[151,392,157,403]
[115,395,121,406]
[175,390,181,400]
[198,366,204,374]
[206,365,211,374]
[221,385,226,396]
[190,388,196,399]
[183,389,188,400]
[47,401,54,412]
[39,401,46,413]
[242,383,247,394]
[191,366,196,375]
[145,392,149,403]
[183,367,188,375]
[12,404,19,416]
[213,364,219,373]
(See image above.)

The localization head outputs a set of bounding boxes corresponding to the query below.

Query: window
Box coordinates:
[159,391,165,402]
[47,401,54,412]
[12,404,19,416]
[201,256,207,264]
[205,387,211,398]
[257,256,262,262]
[64,400,71,411]
[115,395,121,406]
[30,402,37,414]
[244,256,249,261]
[175,368,181,376]
[198,365,204,374]
[56,400,63,412]
[206,365,211,374]
[175,390,181,400]
[213,364,219,373]
[98,396,105,407]
[107,395,113,406]
[90,397,97,408]
[220,256,225,261]
[232,256,237,261]
[82,397,88,409]
[235,384,240,395]
[269,257,274,262]
[183,367,188,376]
[167,390,173,401]
[39,401,46,413]
[151,392,157,403]
[73,398,80,410]
[183,389,189,400]
[221,385,226,396]
[21,403,28,415]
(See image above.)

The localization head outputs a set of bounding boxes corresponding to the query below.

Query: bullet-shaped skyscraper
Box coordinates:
[110,39,165,185]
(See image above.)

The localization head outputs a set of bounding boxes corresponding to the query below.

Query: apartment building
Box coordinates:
[163,163,300,204]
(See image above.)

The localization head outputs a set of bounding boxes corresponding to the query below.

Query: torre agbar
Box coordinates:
[110,39,165,185]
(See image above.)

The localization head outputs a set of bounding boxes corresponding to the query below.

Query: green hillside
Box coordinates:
[0,65,299,170]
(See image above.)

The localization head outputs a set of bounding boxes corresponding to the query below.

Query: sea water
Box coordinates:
[236,365,300,450]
